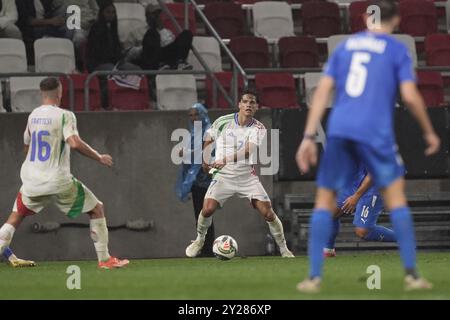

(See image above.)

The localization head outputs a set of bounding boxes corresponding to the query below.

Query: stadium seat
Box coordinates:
[203,2,245,39]
[304,72,333,108]
[161,3,197,35]
[60,74,102,111]
[327,34,418,67]
[114,3,147,44]
[301,1,341,37]
[205,72,245,108]
[229,36,270,69]
[399,0,437,37]
[425,34,450,66]
[252,1,295,39]
[187,37,222,72]
[34,38,76,73]
[108,76,151,110]
[10,77,45,112]
[349,0,369,33]
[156,74,198,110]
[416,71,445,108]
[278,36,319,68]
[255,73,299,109]
[0,39,27,73]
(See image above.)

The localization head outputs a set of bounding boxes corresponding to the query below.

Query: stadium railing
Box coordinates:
[0,72,74,111]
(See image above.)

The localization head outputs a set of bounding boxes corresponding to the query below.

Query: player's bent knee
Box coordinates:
[355,228,369,239]
[201,204,217,217]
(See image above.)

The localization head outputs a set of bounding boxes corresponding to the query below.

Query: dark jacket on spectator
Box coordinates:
[86,4,122,72]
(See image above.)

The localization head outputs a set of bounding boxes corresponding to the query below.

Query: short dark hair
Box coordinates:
[369,0,399,22]
[40,77,61,91]
[240,90,258,103]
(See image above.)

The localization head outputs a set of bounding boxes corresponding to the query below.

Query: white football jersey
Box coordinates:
[20,105,79,197]
[206,113,266,176]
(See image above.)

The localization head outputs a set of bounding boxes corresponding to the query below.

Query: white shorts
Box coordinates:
[13,178,101,218]
[205,172,270,207]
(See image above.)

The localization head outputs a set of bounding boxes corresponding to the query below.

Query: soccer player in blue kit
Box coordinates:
[295,0,440,292]
[324,164,396,258]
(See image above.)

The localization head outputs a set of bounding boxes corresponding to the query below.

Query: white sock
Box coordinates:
[196,212,212,242]
[90,218,110,262]
[0,224,16,255]
[267,216,288,251]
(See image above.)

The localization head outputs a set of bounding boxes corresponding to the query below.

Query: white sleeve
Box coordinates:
[23,123,31,145]
[249,125,266,146]
[63,112,79,140]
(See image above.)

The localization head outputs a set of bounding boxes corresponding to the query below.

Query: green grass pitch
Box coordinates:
[0,252,449,299]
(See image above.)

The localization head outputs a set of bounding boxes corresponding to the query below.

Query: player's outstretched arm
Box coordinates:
[341,175,372,214]
[296,76,334,173]
[202,137,215,171]
[66,135,113,167]
[400,82,440,156]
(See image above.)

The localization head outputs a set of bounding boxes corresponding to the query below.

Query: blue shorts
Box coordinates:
[352,194,384,228]
[317,137,405,191]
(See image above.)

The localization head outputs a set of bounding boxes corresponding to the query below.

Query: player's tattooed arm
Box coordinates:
[296,76,334,173]
[66,135,113,168]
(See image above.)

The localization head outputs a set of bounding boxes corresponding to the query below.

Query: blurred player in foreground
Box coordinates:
[296,0,440,292]
[185,91,294,258]
[324,163,396,258]
[0,77,129,269]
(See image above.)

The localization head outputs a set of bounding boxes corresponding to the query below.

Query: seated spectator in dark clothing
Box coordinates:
[140,4,193,70]
[16,0,70,40]
[16,0,71,62]
[0,0,22,39]
[86,1,140,108]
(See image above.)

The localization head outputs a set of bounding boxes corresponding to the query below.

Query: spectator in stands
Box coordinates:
[16,0,71,62]
[87,1,141,108]
[136,3,193,70]
[0,0,22,39]
[176,103,215,257]
[53,0,98,59]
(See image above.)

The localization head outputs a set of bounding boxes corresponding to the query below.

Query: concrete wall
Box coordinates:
[0,110,273,261]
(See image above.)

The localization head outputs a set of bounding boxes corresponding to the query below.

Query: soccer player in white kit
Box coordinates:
[185,91,294,258]
[0,77,129,269]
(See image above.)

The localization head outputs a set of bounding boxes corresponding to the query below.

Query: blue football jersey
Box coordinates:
[323,31,416,149]
[339,162,378,199]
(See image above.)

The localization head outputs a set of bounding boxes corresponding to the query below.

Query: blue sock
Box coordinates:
[390,207,416,271]
[308,209,333,279]
[325,218,340,249]
[363,225,396,242]
[2,247,13,260]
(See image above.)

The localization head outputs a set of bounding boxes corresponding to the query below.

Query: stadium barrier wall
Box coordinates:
[0,110,273,261]
[275,108,450,181]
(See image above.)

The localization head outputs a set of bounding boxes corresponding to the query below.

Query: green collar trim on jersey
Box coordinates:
[67,179,85,218]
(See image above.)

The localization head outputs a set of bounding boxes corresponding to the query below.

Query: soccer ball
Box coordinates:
[212,235,238,260]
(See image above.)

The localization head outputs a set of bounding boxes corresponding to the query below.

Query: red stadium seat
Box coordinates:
[206,72,245,108]
[416,71,445,108]
[204,2,245,39]
[301,1,341,37]
[60,74,101,111]
[425,33,450,66]
[229,36,270,69]
[161,3,197,35]
[278,36,319,68]
[399,0,437,36]
[255,73,299,108]
[349,0,370,33]
[108,76,151,110]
